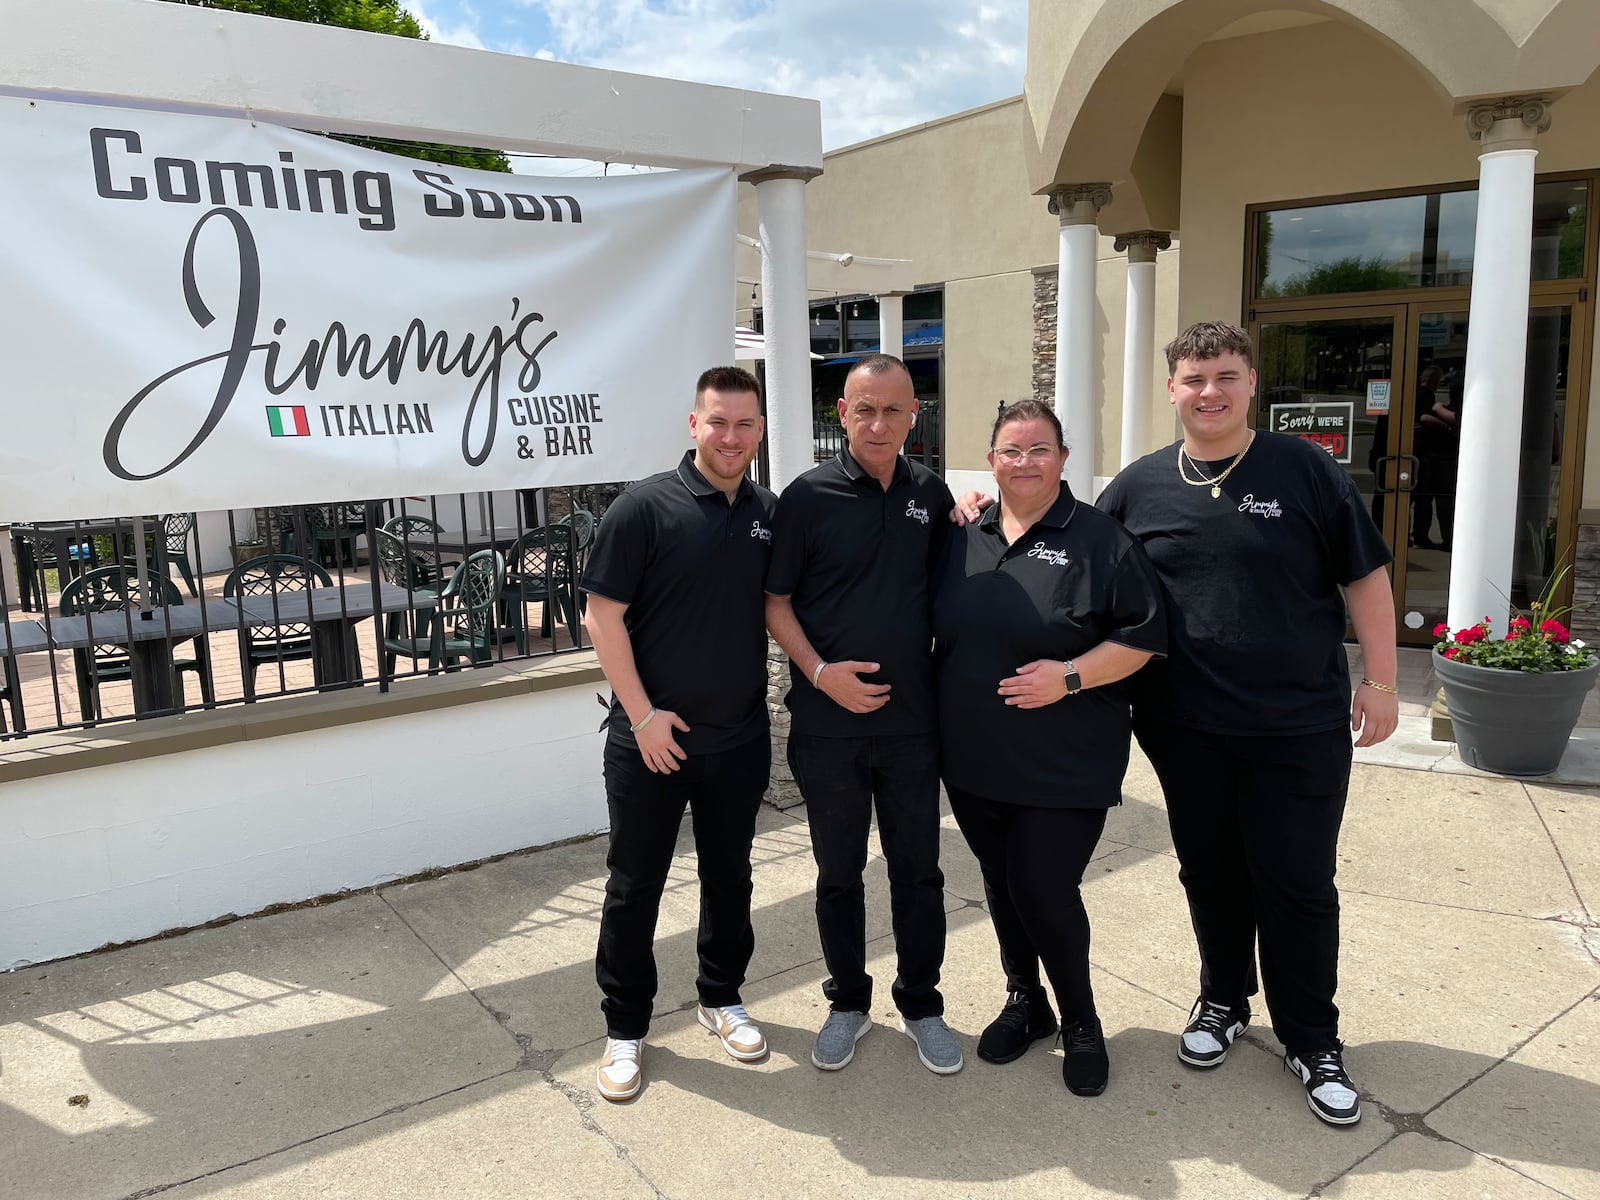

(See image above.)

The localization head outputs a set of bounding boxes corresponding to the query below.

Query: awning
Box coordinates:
[735,326,824,361]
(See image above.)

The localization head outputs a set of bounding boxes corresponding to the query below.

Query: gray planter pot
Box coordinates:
[1433,648,1599,777]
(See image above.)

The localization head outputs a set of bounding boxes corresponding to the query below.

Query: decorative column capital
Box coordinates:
[738,164,824,185]
[1113,230,1172,262]
[1466,96,1552,149]
[1047,183,1112,224]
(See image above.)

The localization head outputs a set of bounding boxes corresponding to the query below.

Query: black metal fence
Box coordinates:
[0,487,626,740]
[811,397,944,469]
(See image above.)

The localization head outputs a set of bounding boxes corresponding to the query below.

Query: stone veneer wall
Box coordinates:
[765,640,803,809]
[1573,521,1600,645]
[1032,269,1058,406]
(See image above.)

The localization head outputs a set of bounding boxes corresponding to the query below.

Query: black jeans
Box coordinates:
[595,731,770,1040]
[1135,720,1352,1054]
[788,731,945,1018]
[947,788,1107,1025]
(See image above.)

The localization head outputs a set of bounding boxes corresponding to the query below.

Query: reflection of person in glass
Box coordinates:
[1410,365,1460,550]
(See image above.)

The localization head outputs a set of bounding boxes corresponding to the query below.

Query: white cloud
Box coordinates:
[411,0,490,51]
[513,0,1026,151]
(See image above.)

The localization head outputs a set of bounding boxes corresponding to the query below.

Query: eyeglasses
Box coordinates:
[993,445,1059,465]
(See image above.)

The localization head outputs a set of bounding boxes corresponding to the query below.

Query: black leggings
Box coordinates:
[947,787,1107,1024]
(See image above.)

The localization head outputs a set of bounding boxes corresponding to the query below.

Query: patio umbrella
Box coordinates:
[734,327,824,361]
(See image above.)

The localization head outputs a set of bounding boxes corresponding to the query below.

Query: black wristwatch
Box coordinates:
[1063,660,1082,695]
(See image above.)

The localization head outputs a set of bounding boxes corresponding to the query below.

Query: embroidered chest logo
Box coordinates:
[1025,541,1070,567]
[904,499,930,525]
[750,521,772,542]
[1237,494,1284,519]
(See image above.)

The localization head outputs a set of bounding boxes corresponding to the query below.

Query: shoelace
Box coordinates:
[1063,1021,1101,1053]
[1188,999,1238,1039]
[1294,1049,1351,1087]
[607,1039,640,1066]
[991,990,1033,1033]
[715,1003,753,1029]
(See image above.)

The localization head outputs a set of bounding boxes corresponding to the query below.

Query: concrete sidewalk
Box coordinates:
[2,746,1597,1200]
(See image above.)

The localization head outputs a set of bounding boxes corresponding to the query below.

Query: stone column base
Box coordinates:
[765,638,804,809]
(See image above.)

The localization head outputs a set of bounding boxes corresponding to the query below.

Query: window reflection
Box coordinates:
[1255,181,1587,297]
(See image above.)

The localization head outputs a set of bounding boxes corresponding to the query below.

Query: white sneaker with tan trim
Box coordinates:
[696,1003,769,1061]
[596,1037,643,1102]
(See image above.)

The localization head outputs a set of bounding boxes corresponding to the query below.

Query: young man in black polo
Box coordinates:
[581,366,776,1103]
[1097,321,1399,1127]
[765,352,964,1075]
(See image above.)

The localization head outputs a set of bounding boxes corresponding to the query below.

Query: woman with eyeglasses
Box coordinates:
[932,399,1166,1096]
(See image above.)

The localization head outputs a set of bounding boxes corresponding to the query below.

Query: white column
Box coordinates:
[877,292,905,359]
[1048,184,1111,498]
[742,166,820,492]
[1447,98,1551,635]
[1114,231,1170,469]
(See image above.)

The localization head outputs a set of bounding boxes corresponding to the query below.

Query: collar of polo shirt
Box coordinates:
[676,449,754,501]
[977,485,1078,532]
[838,445,913,488]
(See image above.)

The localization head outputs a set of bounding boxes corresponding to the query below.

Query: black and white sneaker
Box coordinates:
[1284,1045,1362,1126]
[1177,996,1249,1068]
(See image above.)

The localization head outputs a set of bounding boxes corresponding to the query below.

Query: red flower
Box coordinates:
[1510,616,1532,632]
[1442,646,1463,660]
[1454,625,1487,646]
[1541,618,1570,643]
[1432,623,1450,638]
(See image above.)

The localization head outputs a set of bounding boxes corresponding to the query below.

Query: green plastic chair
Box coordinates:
[222,553,333,693]
[308,503,367,568]
[59,563,214,719]
[505,526,579,652]
[159,512,199,596]
[407,550,504,670]
[374,528,442,674]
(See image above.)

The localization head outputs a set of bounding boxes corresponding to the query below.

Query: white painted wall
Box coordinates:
[0,682,607,970]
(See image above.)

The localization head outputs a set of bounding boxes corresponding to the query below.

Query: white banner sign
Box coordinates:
[0,97,734,520]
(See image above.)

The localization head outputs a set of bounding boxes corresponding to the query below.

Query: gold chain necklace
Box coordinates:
[1178,432,1255,498]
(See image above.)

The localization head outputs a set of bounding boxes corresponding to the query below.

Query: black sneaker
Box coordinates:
[1061,1016,1109,1097]
[1284,1045,1362,1126]
[977,988,1058,1064]
[1177,996,1250,1069]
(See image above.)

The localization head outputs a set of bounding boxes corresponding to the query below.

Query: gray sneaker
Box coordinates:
[811,1010,871,1071]
[899,1014,964,1075]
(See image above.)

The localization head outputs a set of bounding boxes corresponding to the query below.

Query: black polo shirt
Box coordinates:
[581,450,777,754]
[1096,430,1392,736]
[933,488,1166,807]
[766,449,955,738]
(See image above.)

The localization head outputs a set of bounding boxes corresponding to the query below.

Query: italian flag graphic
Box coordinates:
[265,405,310,437]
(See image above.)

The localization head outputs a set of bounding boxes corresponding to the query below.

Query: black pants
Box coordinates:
[947,788,1107,1025]
[1135,720,1352,1054]
[595,731,770,1040]
[788,732,945,1018]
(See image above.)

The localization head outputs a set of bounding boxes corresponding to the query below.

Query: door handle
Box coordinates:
[1373,455,1395,493]
[1396,453,1420,492]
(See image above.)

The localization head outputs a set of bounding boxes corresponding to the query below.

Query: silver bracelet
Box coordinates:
[811,661,829,688]
[630,707,657,732]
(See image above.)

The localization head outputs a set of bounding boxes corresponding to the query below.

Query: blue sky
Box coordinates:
[407,0,1027,167]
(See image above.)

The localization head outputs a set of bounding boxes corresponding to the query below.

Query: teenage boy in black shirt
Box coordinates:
[765,353,965,1075]
[1098,321,1398,1128]
[581,366,776,1103]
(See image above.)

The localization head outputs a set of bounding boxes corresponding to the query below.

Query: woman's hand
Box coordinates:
[998,660,1067,708]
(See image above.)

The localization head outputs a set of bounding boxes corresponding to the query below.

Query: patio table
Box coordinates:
[44,605,214,716]
[222,581,412,688]
[0,617,51,731]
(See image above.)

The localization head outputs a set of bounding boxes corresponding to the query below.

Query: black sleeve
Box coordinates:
[1104,534,1167,657]
[1317,454,1393,584]
[1096,472,1128,522]
[929,478,957,575]
[764,483,807,597]
[580,488,649,604]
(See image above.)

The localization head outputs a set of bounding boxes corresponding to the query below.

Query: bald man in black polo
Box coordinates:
[765,353,963,1076]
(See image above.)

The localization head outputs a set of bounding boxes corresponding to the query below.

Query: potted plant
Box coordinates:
[231,510,266,566]
[1433,566,1598,776]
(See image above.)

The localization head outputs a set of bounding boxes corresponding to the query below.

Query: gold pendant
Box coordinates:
[1211,485,1220,498]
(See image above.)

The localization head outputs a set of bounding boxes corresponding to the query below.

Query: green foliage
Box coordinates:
[1260,256,1410,299]
[1435,564,1594,672]
[157,0,510,172]
[1557,203,1587,280]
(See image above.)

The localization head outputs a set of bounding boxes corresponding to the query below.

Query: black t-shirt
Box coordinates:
[581,450,777,754]
[1096,430,1392,735]
[933,488,1167,807]
[765,449,955,737]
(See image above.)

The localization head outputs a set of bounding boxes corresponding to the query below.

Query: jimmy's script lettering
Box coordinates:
[102,207,559,480]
